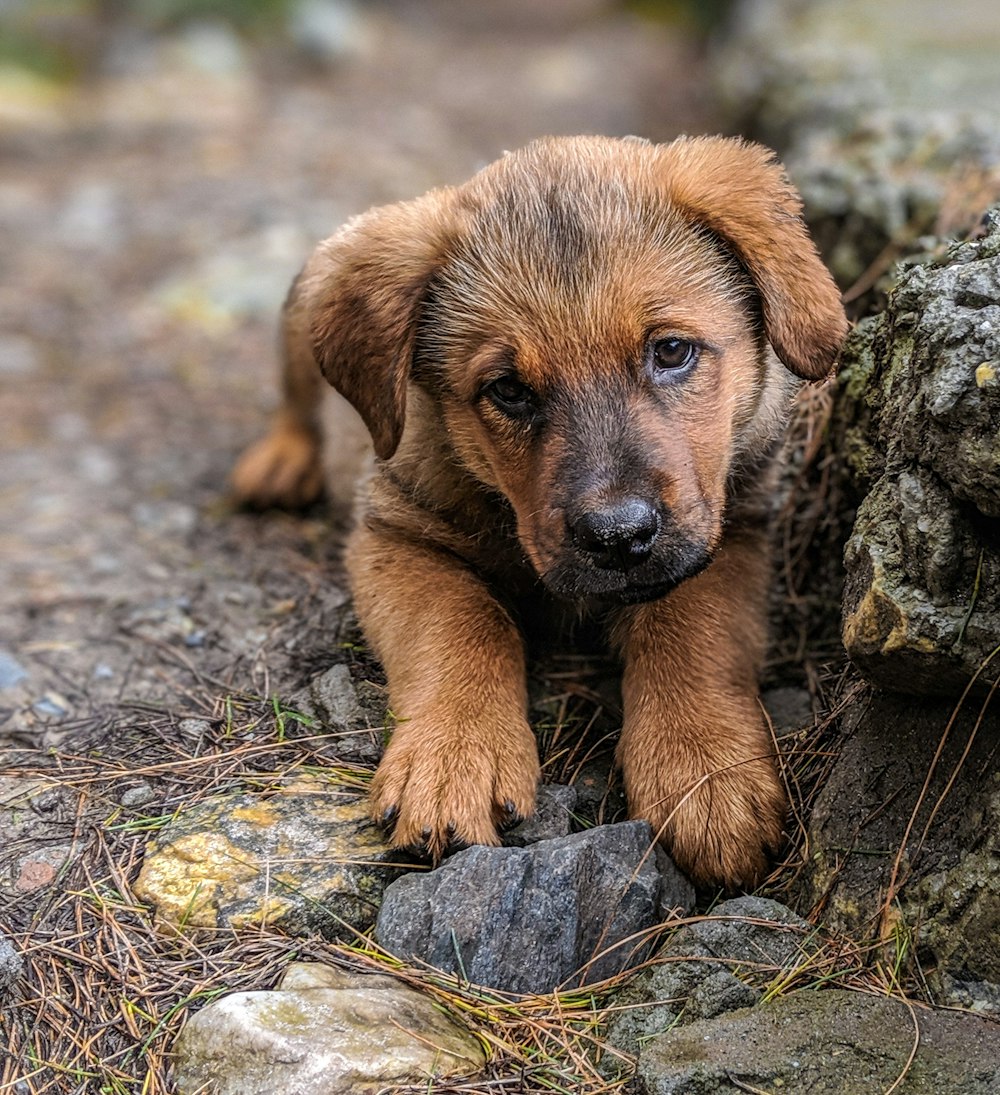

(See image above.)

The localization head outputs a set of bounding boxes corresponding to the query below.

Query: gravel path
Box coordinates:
[0,0,713,748]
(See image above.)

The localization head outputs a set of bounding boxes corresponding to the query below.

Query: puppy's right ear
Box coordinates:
[301,190,460,460]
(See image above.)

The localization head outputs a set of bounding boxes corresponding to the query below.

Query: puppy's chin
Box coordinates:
[539,541,713,606]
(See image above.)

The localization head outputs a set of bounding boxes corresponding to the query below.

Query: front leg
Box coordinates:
[614,535,786,889]
[347,523,540,859]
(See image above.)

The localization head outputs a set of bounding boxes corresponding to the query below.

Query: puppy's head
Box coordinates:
[309,136,848,603]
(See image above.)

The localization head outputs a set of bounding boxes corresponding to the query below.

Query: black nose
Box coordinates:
[570,498,660,571]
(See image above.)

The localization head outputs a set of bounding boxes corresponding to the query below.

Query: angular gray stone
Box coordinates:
[375,822,694,995]
[285,664,385,765]
[0,933,22,999]
[173,961,485,1095]
[634,989,1000,1094]
[604,897,814,1067]
[504,783,577,846]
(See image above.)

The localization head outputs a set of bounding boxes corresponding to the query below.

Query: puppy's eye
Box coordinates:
[649,337,699,380]
[484,376,535,416]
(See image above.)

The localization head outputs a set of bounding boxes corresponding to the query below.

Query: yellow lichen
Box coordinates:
[230,802,280,826]
[133,831,258,930]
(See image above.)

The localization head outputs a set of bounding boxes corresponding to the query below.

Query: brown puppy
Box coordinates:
[232,135,847,889]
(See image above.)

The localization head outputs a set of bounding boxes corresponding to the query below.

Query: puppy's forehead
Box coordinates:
[433,139,749,371]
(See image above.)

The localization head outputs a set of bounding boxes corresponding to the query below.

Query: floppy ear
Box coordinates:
[301,190,460,460]
[654,136,848,379]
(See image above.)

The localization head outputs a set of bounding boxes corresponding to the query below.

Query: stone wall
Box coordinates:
[715,0,1000,1013]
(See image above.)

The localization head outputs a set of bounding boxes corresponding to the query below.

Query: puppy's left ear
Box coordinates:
[655,137,848,379]
[301,189,461,460]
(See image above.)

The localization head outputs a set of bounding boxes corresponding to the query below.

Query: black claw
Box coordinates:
[380,805,399,827]
[498,800,525,832]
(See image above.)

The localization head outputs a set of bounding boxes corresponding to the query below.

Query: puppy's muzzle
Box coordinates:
[543,495,711,604]
[568,497,660,571]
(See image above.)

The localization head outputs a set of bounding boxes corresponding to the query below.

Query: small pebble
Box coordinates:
[121,783,156,808]
[33,694,68,718]
[0,651,28,691]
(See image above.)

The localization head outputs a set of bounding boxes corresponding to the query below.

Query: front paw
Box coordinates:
[368,716,540,860]
[624,745,787,890]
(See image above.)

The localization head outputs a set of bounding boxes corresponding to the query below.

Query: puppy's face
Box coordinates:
[421,194,764,603]
[309,136,848,603]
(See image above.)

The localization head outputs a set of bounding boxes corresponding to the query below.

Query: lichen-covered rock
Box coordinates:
[840,219,1000,692]
[172,961,485,1095]
[603,897,815,1069]
[134,776,408,939]
[717,0,1000,293]
[375,822,694,995]
[909,779,1000,1012]
[634,988,1000,1094]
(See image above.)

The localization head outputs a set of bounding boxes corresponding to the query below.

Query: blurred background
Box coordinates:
[0,0,727,730]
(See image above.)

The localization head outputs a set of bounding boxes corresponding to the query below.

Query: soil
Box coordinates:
[0,1,715,750]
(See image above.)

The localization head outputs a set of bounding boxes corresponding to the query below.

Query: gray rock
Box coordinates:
[133,777,406,940]
[504,783,577,846]
[0,651,28,691]
[634,989,1000,1094]
[0,934,22,998]
[796,690,1000,1009]
[603,897,814,1067]
[288,0,374,65]
[375,822,694,995]
[120,782,156,808]
[686,968,758,1021]
[177,718,212,737]
[717,0,1000,295]
[681,896,814,970]
[173,961,485,1095]
[840,219,1000,693]
[284,663,384,764]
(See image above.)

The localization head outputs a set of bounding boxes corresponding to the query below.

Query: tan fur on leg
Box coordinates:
[615,533,787,889]
[231,273,326,508]
[350,524,541,858]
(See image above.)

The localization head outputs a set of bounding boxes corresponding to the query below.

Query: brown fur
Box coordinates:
[232,135,847,889]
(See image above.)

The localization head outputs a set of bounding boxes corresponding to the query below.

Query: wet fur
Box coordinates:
[232,136,847,889]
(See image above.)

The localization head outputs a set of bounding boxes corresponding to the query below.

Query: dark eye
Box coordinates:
[649,337,699,380]
[484,375,535,416]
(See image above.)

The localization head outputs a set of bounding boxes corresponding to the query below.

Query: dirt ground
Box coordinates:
[0,3,721,1091]
[0,0,716,747]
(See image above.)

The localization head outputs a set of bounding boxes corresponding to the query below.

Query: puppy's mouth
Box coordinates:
[539,538,713,605]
